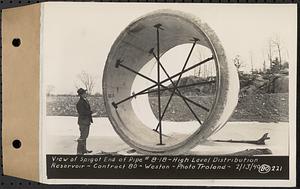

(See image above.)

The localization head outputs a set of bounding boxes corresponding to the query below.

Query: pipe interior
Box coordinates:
[104,13,215,151]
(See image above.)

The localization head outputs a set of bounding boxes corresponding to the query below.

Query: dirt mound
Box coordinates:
[240,74,289,95]
[148,93,288,122]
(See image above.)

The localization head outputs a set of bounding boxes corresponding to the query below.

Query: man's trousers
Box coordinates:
[77,124,90,154]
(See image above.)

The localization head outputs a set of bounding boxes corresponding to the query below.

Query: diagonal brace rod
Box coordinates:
[116,60,210,112]
[154,40,197,124]
[113,56,214,107]
[139,80,216,95]
[152,53,203,130]
[117,62,157,84]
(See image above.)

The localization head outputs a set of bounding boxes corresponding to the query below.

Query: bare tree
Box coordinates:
[267,40,273,69]
[76,71,97,94]
[263,60,267,72]
[194,49,203,77]
[267,35,285,69]
[270,35,282,65]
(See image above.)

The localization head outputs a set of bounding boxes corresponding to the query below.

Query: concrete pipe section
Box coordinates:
[103,10,239,155]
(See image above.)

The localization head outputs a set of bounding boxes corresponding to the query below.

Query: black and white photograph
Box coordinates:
[40,2,296,186]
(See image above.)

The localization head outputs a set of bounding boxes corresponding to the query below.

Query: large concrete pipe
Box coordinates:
[103,10,239,155]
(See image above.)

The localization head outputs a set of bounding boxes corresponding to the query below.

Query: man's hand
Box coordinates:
[92,112,98,117]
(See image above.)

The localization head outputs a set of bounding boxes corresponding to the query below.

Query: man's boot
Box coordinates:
[77,138,85,155]
[83,139,92,154]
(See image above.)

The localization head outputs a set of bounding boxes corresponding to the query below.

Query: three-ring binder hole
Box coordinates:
[12,140,21,149]
[12,38,21,47]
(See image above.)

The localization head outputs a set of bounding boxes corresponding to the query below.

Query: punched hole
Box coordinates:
[12,38,21,47]
[12,140,21,149]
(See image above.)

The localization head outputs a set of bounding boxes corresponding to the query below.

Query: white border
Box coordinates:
[39,2,47,183]
[39,2,297,187]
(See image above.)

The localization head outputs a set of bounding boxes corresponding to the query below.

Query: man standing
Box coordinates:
[76,88,93,155]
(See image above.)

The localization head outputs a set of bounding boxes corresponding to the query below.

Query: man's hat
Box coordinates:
[77,88,87,95]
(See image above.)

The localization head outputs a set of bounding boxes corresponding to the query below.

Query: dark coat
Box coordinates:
[76,97,93,125]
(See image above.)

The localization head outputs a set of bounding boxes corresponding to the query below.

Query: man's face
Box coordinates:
[81,92,88,98]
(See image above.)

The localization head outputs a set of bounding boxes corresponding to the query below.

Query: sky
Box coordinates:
[42,2,297,95]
